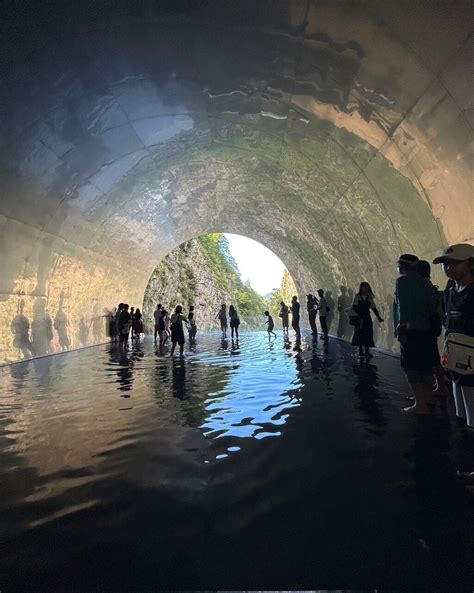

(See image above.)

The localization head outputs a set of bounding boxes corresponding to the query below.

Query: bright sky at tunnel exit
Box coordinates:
[224,234,286,296]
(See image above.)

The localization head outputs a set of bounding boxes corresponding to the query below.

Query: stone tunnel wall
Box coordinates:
[0,0,472,364]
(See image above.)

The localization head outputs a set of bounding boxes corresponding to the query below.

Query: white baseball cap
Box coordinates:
[432,243,474,264]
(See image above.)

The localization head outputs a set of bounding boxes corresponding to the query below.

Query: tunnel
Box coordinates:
[1,0,472,364]
[1,3,474,590]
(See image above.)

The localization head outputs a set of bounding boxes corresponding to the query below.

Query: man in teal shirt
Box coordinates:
[394,253,434,414]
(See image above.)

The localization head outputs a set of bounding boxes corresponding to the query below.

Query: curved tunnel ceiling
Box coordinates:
[0,0,472,363]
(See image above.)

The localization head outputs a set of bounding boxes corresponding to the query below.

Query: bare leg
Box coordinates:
[404,378,431,414]
[433,365,449,396]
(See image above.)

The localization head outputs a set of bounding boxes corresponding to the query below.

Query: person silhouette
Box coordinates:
[337,286,352,339]
[216,304,228,338]
[228,305,240,340]
[325,290,335,333]
[10,300,32,359]
[291,295,301,337]
[31,298,54,355]
[54,294,70,351]
[279,301,289,334]
[77,316,89,347]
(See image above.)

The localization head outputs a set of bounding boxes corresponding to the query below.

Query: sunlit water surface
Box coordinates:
[0,332,472,591]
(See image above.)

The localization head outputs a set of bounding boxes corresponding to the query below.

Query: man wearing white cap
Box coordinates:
[433,243,474,430]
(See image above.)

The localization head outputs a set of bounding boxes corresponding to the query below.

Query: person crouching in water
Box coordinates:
[188,311,197,345]
[350,282,384,359]
[228,305,240,340]
[264,311,277,339]
[170,305,188,356]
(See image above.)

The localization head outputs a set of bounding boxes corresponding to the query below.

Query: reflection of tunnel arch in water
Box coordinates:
[0,1,472,363]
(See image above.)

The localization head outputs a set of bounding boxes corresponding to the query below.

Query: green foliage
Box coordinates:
[197,234,267,316]
[267,270,298,317]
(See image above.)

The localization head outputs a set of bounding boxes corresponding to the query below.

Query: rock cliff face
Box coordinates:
[143,235,267,331]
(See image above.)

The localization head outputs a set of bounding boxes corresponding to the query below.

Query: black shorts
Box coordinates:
[400,331,433,374]
[171,328,185,346]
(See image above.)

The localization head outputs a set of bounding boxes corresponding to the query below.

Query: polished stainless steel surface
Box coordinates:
[1,1,472,363]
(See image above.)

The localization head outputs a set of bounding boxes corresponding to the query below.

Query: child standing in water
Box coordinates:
[188,311,197,344]
[264,310,277,339]
[216,304,228,338]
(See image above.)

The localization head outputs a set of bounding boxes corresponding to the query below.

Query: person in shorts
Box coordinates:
[187,311,197,344]
[264,310,277,339]
[393,254,434,414]
[170,305,188,356]
[228,305,240,340]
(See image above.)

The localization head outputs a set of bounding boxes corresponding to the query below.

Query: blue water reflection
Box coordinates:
[199,334,302,444]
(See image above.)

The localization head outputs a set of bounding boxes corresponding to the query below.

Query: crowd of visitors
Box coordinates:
[394,245,474,426]
[110,243,473,430]
[110,304,145,350]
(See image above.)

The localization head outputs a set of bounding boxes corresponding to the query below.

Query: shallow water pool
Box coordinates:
[0,332,472,591]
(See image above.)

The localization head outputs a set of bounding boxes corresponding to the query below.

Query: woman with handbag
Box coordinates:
[350,282,384,359]
[433,244,474,428]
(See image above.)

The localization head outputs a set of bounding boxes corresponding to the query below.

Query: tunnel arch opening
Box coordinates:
[141,232,299,333]
[1,1,471,364]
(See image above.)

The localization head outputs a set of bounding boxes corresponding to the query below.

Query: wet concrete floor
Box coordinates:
[0,332,472,591]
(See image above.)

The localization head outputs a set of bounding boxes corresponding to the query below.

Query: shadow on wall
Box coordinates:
[4,287,400,365]
[4,293,112,364]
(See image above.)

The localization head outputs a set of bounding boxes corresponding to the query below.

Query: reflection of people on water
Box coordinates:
[116,354,133,395]
[171,358,187,400]
[352,362,385,428]
[11,300,32,359]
